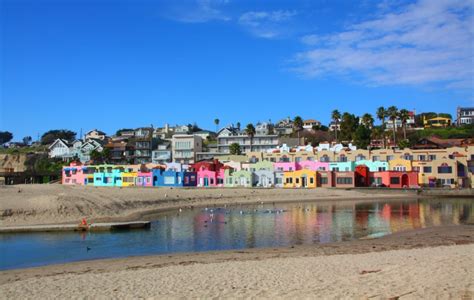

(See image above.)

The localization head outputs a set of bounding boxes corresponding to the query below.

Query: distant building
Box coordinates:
[274,118,293,135]
[134,127,154,164]
[386,111,416,130]
[193,130,216,140]
[49,138,104,163]
[152,142,172,164]
[457,107,474,126]
[329,121,341,132]
[172,134,203,164]
[424,116,452,128]
[105,141,134,164]
[217,126,279,154]
[303,119,321,129]
[85,129,107,141]
[255,122,274,135]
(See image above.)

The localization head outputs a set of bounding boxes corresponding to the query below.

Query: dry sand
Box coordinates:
[1,225,473,299]
[0,184,416,227]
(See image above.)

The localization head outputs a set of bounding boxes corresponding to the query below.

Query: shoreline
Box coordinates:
[1,225,473,298]
[1,184,466,228]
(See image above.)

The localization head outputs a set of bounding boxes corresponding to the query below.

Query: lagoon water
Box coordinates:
[1,198,472,270]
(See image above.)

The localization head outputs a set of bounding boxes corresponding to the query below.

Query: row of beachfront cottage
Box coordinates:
[63,158,422,189]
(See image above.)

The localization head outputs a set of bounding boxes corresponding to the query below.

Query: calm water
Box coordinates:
[1,198,472,270]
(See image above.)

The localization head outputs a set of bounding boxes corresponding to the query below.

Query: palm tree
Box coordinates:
[214,118,220,133]
[331,110,341,143]
[293,116,303,145]
[236,122,241,130]
[398,109,410,140]
[387,106,398,146]
[376,107,387,148]
[245,123,256,152]
[361,113,374,128]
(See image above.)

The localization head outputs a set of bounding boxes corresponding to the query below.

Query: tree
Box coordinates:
[398,109,410,140]
[214,118,220,132]
[331,110,341,142]
[353,125,372,149]
[236,122,241,130]
[41,130,76,145]
[245,123,256,152]
[0,131,13,145]
[293,116,303,145]
[229,143,242,155]
[398,139,410,149]
[387,106,399,146]
[22,136,32,146]
[361,113,374,128]
[340,112,358,142]
[376,107,387,148]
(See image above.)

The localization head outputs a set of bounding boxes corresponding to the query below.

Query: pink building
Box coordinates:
[192,160,226,187]
[62,162,90,185]
[273,162,298,172]
[298,161,330,171]
[136,171,153,187]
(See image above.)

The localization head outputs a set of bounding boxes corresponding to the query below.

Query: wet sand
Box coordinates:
[1,225,472,298]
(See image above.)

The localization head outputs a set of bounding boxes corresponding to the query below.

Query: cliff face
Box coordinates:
[0,154,27,172]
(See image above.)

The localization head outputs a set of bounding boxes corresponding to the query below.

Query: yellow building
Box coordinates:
[121,172,138,187]
[283,169,317,189]
[424,116,451,128]
[388,159,412,171]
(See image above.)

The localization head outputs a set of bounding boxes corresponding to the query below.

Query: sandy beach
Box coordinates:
[0,184,416,227]
[1,225,473,299]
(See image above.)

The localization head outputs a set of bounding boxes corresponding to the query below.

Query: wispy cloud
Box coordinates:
[168,0,230,23]
[292,0,474,89]
[239,10,297,39]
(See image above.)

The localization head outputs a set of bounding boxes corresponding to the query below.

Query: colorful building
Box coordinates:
[283,169,317,188]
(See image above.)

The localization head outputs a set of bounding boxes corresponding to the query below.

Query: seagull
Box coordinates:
[86,246,91,252]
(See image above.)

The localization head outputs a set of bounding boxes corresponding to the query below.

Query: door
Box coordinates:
[204,177,209,186]
[401,174,409,187]
[261,175,268,187]
[240,176,247,187]
[301,175,307,188]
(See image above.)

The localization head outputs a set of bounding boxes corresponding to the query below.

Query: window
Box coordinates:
[378,167,386,171]
[270,158,276,162]
[438,166,452,174]
[320,177,328,184]
[412,167,420,172]
[310,177,314,184]
[164,176,175,184]
[403,154,413,161]
[423,166,432,173]
[428,155,436,161]
[210,178,214,184]
[295,157,302,162]
[439,178,454,185]
[295,178,299,184]
[372,156,380,162]
[146,177,151,183]
[338,155,347,162]
[123,177,134,183]
[286,177,293,184]
[418,155,426,161]
[276,178,282,184]
[333,167,340,172]
[390,177,400,184]
[320,155,330,162]
[318,167,326,171]
[370,177,382,185]
[88,178,94,183]
[336,177,353,185]
[217,178,223,184]
[356,155,366,161]
[386,155,394,161]
[394,165,406,171]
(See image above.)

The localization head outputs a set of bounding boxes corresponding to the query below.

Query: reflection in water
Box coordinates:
[1,198,472,270]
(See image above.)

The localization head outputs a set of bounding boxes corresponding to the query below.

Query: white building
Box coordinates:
[172,134,203,164]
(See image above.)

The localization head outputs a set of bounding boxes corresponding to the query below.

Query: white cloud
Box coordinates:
[170,0,230,23]
[292,0,474,89]
[239,10,297,39]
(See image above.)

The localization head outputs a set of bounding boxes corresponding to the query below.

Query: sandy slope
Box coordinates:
[0,184,414,226]
[1,243,472,299]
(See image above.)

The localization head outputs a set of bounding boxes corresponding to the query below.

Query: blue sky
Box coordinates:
[2,0,473,141]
